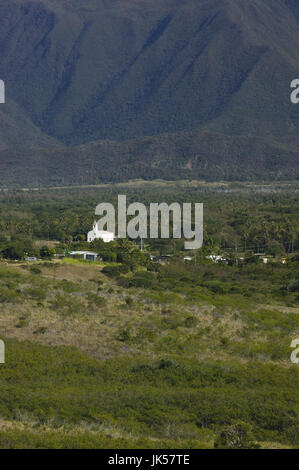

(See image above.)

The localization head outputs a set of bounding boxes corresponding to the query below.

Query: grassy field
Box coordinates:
[0,258,298,449]
[0,183,298,448]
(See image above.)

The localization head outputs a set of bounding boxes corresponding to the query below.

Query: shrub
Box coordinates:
[50,294,83,316]
[40,246,56,259]
[125,297,133,307]
[128,271,158,289]
[117,329,131,342]
[30,266,42,275]
[0,287,22,303]
[25,287,47,301]
[15,314,30,328]
[60,280,78,293]
[33,326,48,335]
[287,280,299,292]
[214,422,260,449]
[87,293,106,308]
[184,316,198,328]
[102,265,129,277]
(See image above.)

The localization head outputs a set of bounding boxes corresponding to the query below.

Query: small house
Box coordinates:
[152,255,171,264]
[68,251,99,262]
[206,255,228,264]
[25,256,37,262]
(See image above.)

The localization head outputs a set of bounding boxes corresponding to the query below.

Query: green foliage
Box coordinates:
[286,280,299,292]
[127,271,158,289]
[15,314,30,328]
[1,244,24,260]
[50,294,84,316]
[86,293,106,309]
[102,265,129,278]
[1,2,299,184]
[0,287,22,303]
[0,186,298,449]
[0,339,298,448]
[25,288,47,301]
[30,266,42,275]
[60,280,78,293]
[33,326,48,335]
[125,297,133,308]
[215,422,260,449]
[184,316,198,328]
[40,246,56,259]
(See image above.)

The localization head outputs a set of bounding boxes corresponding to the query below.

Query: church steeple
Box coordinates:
[87,220,114,243]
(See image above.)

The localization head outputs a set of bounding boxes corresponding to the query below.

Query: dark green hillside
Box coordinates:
[0,130,299,187]
[1,0,299,144]
[0,0,299,183]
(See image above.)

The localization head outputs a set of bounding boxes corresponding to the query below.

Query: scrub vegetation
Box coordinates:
[0,183,298,448]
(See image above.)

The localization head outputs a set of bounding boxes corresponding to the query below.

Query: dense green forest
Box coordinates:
[0,181,298,449]
[0,181,298,255]
[1,1,299,185]
[1,131,299,187]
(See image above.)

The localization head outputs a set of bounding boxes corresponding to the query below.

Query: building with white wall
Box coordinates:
[87,221,114,243]
[69,251,99,261]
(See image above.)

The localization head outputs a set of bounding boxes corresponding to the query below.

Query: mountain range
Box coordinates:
[0,0,299,186]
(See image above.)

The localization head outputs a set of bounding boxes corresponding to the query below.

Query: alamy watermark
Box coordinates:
[290,339,299,364]
[0,80,5,103]
[290,79,299,103]
[0,340,4,363]
[95,195,203,250]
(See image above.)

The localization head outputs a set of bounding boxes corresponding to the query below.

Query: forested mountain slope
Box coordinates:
[0,0,299,184]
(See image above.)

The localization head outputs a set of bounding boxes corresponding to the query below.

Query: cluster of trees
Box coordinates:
[216,214,297,254]
[1,337,298,448]
[69,238,151,271]
[0,233,151,269]
[0,235,55,260]
[0,186,298,260]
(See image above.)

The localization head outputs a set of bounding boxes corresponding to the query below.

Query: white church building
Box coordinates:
[87,221,114,243]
